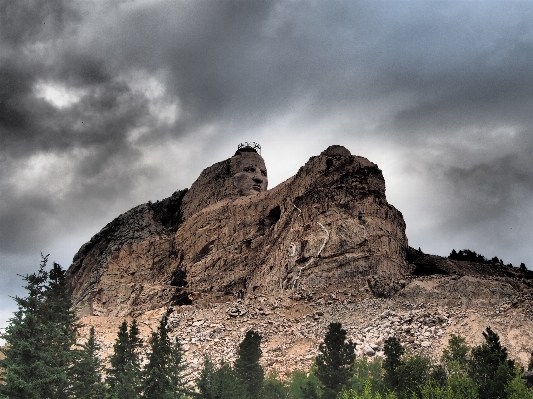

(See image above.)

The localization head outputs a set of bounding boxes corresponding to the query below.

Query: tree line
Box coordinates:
[1,257,532,398]
[448,249,528,271]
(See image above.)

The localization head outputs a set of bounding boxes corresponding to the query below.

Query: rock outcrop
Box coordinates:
[68,145,409,317]
[68,144,533,375]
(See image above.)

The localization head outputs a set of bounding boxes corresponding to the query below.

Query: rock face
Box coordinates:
[68,145,409,317]
[69,144,533,375]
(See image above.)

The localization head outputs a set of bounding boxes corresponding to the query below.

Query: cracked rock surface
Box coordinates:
[69,145,533,375]
[69,145,408,317]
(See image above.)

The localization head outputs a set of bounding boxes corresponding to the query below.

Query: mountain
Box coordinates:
[68,145,533,374]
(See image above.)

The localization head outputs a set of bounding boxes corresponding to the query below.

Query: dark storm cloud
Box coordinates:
[82,1,382,129]
[0,51,150,157]
[0,191,55,253]
[0,0,78,47]
[1,0,533,332]
[81,0,533,147]
[0,0,162,254]
[384,3,533,136]
[446,152,533,225]
[0,62,33,133]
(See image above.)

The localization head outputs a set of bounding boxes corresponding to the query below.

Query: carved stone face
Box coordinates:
[231,151,268,196]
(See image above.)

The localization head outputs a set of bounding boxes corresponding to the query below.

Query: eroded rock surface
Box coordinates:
[69,144,533,375]
[69,145,408,317]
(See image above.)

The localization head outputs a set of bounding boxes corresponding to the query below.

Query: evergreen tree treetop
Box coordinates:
[383,336,404,390]
[70,326,106,399]
[141,315,190,399]
[469,327,515,399]
[235,329,264,399]
[106,319,143,399]
[442,334,470,372]
[0,256,78,399]
[316,322,356,399]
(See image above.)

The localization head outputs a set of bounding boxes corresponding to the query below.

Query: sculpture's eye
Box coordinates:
[261,169,267,177]
[243,166,255,173]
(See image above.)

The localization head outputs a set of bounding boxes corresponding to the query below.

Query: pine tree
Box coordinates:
[316,322,357,399]
[0,256,78,399]
[196,356,217,399]
[287,369,322,399]
[141,316,190,399]
[442,334,470,372]
[43,262,80,398]
[215,362,248,399]
[469,327,515,399]
[234,330,264,399]
[70,326,106,399]
[106,320,142,399]
[196,358,247,399]
[383,336,404,391]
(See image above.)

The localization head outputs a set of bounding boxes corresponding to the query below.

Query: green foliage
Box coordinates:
[350,357,386,395]
[141,316,190,399]
[316,322,356,399]
[216,362,248,399]
[0,256,78,399]
[287,369,321,399]
[505,376,533,399]
[442,334,470,372]
[436,334,479,398]
[69,326,106,399]
[300,379,321,399]
[448,249,489,264]
[196,356,218,399]
[395,354,431,398]
[446,373,479,399]
[418,380,478,399]
[469,327,515,399]
[340,381,397,399]
[196,359,247,399]
[235,330,265,399]
[259,371,289,399]
[196,356,251,399]
[429,364,447,388]
[106,319,143,399]
[383,336,404,390]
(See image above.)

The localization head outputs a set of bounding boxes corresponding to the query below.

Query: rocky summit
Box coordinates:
[68,145,533,375]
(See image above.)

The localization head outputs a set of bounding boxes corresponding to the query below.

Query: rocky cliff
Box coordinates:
[69,145,409,317]
[68,145,533,374]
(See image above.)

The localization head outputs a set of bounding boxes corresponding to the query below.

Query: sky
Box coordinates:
[1,0,533,332]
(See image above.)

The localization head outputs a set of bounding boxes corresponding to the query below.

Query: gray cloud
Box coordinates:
[1,0,533,330]
[0,0,79,47]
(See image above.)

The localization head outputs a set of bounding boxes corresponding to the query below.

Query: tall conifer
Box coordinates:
[141,315,190,399]
[383,336,404,390]
[316,322,356,399]
[106,320,142,399]
[70,326,106,399]
[0,256,78,399]
[234,330,264,399]
[469,327,515,399]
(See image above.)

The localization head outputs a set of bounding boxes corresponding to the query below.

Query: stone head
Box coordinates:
[230,147,268,196]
